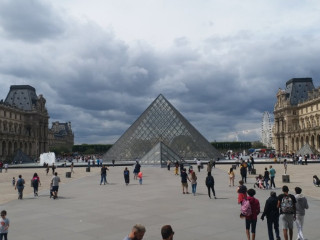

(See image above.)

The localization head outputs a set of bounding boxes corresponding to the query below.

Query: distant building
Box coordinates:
[0,85,74,162]
[273,78,320,154]
[48,121,74,152]
[0,85,49,162]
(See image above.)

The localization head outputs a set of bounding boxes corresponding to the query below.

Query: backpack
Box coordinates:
[281,195,294,214]
[32,178,38,186]
[241,198,252,216]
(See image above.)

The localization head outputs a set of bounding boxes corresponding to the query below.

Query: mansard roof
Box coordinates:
[4,85,38,111]
[285,78,315,105]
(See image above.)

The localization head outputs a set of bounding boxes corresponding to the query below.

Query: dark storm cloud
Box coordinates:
[1,4,320,144]
[0,0,64,41]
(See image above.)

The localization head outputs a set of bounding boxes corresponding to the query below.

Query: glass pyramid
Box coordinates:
[139,142,181,166]
[103,94,222,162]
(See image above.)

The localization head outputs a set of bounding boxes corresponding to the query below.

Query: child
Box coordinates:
[0,210,10,240]
[12,177,15,187]
[138,171,143,185]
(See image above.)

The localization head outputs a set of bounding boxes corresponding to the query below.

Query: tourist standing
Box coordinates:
[237,180,247,204]
[51,172,61,199]
[228,167,235,187]
[196,158,202,172]
[4,163,8,173]
[123,224,146,240]
[261,191,281,240]
[245,189,260,240]
[277,185,296,240]
[133,161,141,180]
[100,165,108,185]
[124,167,130,185]
[112,159,115,167]
[180,168,190,194]
[70,162,74,173]
[283,159,288,175]
[264,167,270,189]
[0,161,3,173]
[190,171,197,195]
[138,171,143,185]
[240,161,247,183]
[161,225,174,240]
[15,175,25,199]
[167,160,171,171]
[205,172,216,199]
[269,166,276,189]
[11,177,15,187]
[31,173,41,197]
[207,161,212,173]
[0,210,9,240]
[294,187,308,240]
[46,165,49,175]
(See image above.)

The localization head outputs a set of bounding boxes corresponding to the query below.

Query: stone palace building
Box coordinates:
[273,78,320,155]
[0,85,73,162]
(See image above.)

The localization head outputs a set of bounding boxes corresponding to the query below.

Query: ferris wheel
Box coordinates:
[261,111,272,148]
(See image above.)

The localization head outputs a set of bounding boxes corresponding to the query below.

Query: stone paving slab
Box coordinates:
[1,165,320,240]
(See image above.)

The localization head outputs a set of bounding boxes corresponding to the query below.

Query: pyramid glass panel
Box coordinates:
[103,94,222,162]
[139,142,181,166]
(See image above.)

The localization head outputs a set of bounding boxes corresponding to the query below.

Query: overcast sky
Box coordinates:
[1,0,320,144]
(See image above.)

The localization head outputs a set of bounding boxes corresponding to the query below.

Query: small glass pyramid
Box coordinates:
[103,94,222,162]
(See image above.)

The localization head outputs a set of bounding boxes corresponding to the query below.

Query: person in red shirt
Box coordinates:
[245,188,260,240]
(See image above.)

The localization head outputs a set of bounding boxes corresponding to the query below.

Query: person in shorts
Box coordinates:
[180,168,190,194]
[277,185,296,240]
[51,172,61,199]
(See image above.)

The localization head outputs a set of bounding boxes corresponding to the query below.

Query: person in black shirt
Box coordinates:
[261,191,280,240]
[180,168,190,194]
[264,167,270,189]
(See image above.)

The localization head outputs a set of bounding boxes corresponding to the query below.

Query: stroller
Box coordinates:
[253,175,265,189]
[313,175,320,187]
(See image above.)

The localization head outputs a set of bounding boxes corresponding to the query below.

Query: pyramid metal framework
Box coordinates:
[139,142,181,166]
[103,94,222,162]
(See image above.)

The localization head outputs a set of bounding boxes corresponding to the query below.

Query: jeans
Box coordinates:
[295,214,305,240]
[0,233,8,240]
[267,217,280,240]
[270,176,276,188]
[192,183,197,194]
[100,174,107,184]
[264,178,269,189]
[139,178,142,185]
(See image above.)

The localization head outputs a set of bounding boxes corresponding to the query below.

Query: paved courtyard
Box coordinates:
[1,164,320,240]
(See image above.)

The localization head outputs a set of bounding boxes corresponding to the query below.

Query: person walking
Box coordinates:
[51,163,56,175]
[277,185,296,240]
[190,171,197,195]
[46,164,49,175]
[207,161,212,173]
[31,173,41,197]
[294,187,308,240]
[133,161,141,180]
[123,224,146,240]
[4,163,8,173]
[261,191,281,240]
[15,175,25,200]
[161,225,174,240]
[100,165,108,185]
[124,167,130,185]
[0,210,9,240]
[205,172,216,199]
[174,161,179,175]
[228,167,235,187]
[180,168,190,194]
[237,180,247,204]
[269,166,276,189]
[264,167,270,189]
[51,172,61,199]
[245,189,260,240]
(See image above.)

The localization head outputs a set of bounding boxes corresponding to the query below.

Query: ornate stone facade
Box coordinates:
[48,121,74,152]
[0,85,49,162]
[273,78,320,154]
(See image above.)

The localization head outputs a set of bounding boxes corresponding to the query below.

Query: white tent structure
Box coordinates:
[40,152,56,165]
